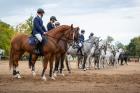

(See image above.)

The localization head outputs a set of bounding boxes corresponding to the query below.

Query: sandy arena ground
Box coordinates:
[0,60,140,93]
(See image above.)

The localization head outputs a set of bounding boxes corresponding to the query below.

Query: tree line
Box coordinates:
[0,16,140,57]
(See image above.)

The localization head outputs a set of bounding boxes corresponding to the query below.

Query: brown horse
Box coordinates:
[53,29,79,77]
[9,25,79,80]
[29,26,79,80]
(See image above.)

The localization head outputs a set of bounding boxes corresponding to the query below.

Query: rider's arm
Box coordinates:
[42,26,47,32]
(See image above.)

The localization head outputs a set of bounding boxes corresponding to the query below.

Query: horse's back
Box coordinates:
[11,33,29,43]
[11,34,29,50]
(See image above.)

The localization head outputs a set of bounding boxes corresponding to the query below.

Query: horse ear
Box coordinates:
[71,24,73,29]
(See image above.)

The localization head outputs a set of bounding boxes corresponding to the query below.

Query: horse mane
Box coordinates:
[47,25,71,35]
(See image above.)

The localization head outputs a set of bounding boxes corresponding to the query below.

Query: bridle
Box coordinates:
[46,27,78,44]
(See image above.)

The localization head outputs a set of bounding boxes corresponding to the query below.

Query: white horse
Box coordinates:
[66,36,98,70]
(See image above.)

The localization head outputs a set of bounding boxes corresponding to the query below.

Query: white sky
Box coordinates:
[0,0,140,45]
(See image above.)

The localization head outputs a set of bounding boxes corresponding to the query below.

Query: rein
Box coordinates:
[46,34,68,41]
[46,30,75,41]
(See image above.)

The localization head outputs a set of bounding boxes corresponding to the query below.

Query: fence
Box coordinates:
[129,56,140,62]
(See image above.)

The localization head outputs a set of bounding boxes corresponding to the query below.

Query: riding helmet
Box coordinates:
[50,16,57,21]
[81,29,85,33]
[90,32,94,36]
[37,8,45,14]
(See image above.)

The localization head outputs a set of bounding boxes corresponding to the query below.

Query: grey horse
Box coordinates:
[66,36,99,71]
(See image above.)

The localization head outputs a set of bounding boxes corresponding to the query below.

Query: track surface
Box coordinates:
[0,61,140,93]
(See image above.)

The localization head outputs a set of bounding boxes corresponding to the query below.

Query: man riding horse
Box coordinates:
[77,29,85,56]
[31,8,47,54]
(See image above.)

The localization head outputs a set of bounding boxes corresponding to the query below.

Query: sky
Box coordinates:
[0,0,140,45]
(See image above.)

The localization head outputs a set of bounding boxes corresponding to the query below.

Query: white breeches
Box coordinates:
[35,34,42,42]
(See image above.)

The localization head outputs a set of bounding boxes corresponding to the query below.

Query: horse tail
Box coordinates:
[28,54,32,69]
[9,46,14,70]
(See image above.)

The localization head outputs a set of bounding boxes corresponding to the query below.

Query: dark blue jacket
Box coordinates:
[47,22,55,31]
[79,34,85,42]
[32,16,47,36]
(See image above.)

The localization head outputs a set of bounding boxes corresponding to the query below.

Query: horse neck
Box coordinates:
[47,25,70,41]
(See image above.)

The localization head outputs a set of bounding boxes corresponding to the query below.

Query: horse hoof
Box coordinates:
[17,74,21,79]
[41,76,47,81]
[51,76,56,80]
[53,73,57,77]
[32,71,36,77]
[60,73,65,76]
[83,68,87,71]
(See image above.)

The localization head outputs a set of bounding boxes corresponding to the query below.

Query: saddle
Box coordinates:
[29,35,47,45]
[72,43,79,49]
[28,35,48,55]
[29,36,39,45]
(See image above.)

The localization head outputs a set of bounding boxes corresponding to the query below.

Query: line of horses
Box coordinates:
[9,24,128,81]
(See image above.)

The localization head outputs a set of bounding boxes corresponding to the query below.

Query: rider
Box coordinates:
[89,32,94,39]
[31,8,47,54]
[77,29,85,56]
[47,16,57,31]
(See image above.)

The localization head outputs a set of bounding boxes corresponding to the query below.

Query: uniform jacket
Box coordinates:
[32,16,47,36]
[47,22,55,31]
[79,34,85,42]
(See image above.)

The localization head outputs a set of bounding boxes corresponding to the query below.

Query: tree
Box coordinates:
[106,36,114,43]
[115,41,124,49]
[0,20,15,55]
[16,16,33,34]
[26,16,33,34]
[126,36,140,57]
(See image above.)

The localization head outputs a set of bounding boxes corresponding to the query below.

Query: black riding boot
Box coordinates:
[34,42,43,55]
[77,47,84,56]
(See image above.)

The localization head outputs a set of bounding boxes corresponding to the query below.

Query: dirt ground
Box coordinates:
[0,61,140,93]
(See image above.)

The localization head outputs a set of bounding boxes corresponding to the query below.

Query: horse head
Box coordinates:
[63,24,80,43]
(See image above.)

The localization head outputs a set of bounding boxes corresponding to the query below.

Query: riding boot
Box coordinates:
[34,42,43,55]
[38,42,43,55]
[34,44,40,54]
[77,47,84,56]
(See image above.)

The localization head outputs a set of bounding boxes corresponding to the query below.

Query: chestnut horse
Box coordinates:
[29,26,79,79]
[9,25,79,80]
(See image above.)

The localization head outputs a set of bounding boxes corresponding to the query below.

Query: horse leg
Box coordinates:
[29,54,38,77]
[97,57,100,69]
[59,54,65,76]
[53,54,60,77]
[49,54,55,80]
[87,55,91,69]
[13,53,23,79]
[41,56,49,81]
[77,56,80,69]
[102,58,105,68]
[82,55,87,71]
[120,59,123,65]
[65,55,71,73]
[125,58,128,65]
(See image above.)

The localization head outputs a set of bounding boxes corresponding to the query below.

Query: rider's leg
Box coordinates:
[34,34,43,54]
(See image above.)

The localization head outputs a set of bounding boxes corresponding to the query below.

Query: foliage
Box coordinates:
[115,41,124,49]
[126,36,140,57]
[106,36,114,43]
[0,20,15,55]
[16,16,33,34]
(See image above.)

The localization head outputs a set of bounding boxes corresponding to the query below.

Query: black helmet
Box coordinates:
[81,29,85,33]
[50,16,57,21]
[55,22,60,26]
[37,8,45,14]
[90,32,94,36]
